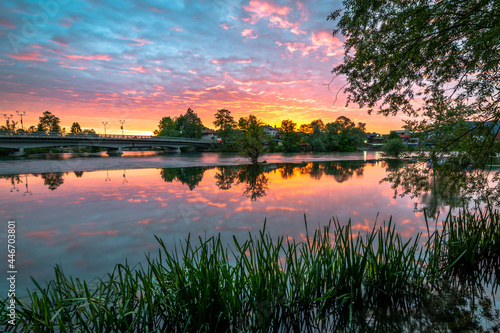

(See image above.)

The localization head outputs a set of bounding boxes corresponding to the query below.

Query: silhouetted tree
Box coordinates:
[37,111,61,132]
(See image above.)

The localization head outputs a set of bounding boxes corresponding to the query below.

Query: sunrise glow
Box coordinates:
[1,0,407,135]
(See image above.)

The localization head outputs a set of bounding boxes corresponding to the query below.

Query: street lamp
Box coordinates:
[119,120,125,136]
[102,121,108,135]
[23,175,32,196]
[16,111,26,130]
[4,114,13,131]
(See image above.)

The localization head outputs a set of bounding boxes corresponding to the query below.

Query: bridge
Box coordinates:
[0,131,212,156]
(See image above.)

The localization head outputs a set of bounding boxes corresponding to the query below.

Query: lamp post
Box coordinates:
[16,111,26,130]
[119,120,125,136]
[102,121,108,135]
[23,175,32,196]
[4,114,13,131]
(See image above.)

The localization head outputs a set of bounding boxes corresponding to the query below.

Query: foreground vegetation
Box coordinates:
[1,207,499,332]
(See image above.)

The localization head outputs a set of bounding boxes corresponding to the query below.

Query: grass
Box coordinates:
[1,207,499,332]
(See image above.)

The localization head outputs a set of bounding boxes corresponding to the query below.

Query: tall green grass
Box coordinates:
[1,207,499,332]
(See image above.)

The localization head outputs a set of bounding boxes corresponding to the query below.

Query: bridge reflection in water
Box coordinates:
[0,130,211,156]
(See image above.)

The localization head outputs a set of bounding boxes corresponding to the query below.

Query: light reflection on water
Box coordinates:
[0,159,439,296]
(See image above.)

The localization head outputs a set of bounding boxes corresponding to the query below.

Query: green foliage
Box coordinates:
[177,108,203,139]
[213,109,239,151]
[280,120,301,152]
[236,115,266,165]
[387,131,400,141]
[327,117,367,152]
[153,108,204,139]
[330,0,500,202]
[154,116,179,137]
[36,111,61,133]
[383,138,406,159]
[4,208,499,332]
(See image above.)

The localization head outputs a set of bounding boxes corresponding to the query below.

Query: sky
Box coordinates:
[0,0,406,135]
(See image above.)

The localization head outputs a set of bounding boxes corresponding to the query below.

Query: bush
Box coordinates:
[383,138,405,158]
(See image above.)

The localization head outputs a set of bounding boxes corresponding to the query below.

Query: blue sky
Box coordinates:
[0,0,402,134]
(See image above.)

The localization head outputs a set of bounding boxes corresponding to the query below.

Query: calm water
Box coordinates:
[0,152,494,306]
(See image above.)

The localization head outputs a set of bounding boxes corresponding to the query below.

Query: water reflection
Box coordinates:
[381,160,467,219]
[0,161,483,301]
[160,166,206,190]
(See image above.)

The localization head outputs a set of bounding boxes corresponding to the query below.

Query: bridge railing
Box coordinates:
[0,130,205,142]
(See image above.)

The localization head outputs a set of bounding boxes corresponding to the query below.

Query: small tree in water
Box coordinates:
[237,114,266,165]
[383,138,406,159]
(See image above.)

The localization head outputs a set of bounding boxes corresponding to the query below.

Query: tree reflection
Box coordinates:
[382,161,469,218]
[278,161,366,183]
[279,164,296,180]
[40,172,65,191]
[214,165,269,201]
[160,167,207,190]
[214,166,239,190]
[237,165,269,201]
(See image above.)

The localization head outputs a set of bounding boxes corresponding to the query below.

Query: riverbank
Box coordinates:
[0,151,383,175]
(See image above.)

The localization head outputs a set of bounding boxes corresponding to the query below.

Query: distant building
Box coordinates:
[366,132,387,149]
[201,129,217,142]
[391,130,412,141]
[263,125,279,136]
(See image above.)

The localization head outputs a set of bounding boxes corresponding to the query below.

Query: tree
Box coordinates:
[0,119,17,131]
[237,114,266,165]
[324,117,366,152]
[213,109,239,151]
[280,120,301,152]
[154,116,179,137]
[213,109,236,130]
[177,108,203,139]
[280,119,296,134]
[310,125,326,151]
[82,129,97,135]
[383,138,406,159]
[387,131,401,141]
[330,0,500,202]
[37,111,61,132]
[70,122,82,133]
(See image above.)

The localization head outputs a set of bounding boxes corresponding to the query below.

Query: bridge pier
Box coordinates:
[106,147,123,156]
[9,148,26,157]
[174,147,181,153]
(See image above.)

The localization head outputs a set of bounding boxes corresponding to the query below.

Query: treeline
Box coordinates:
[0,111,96,134]
[154,108,368,153]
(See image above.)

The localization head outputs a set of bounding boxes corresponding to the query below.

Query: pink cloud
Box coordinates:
[244,0,291,20]
[131,65,148,72]
[170,26,182,32]
[243,0,305,35]
[25,230,60,240]
[8,51,47,62]
[241,28,258,39]
[79,230,119,236]
[65,54,111,61]
[220,23,233,30]
[212,57,252,64]
[276,32,343,57]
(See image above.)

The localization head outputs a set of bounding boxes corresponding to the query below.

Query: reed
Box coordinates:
[2,207,499,332]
